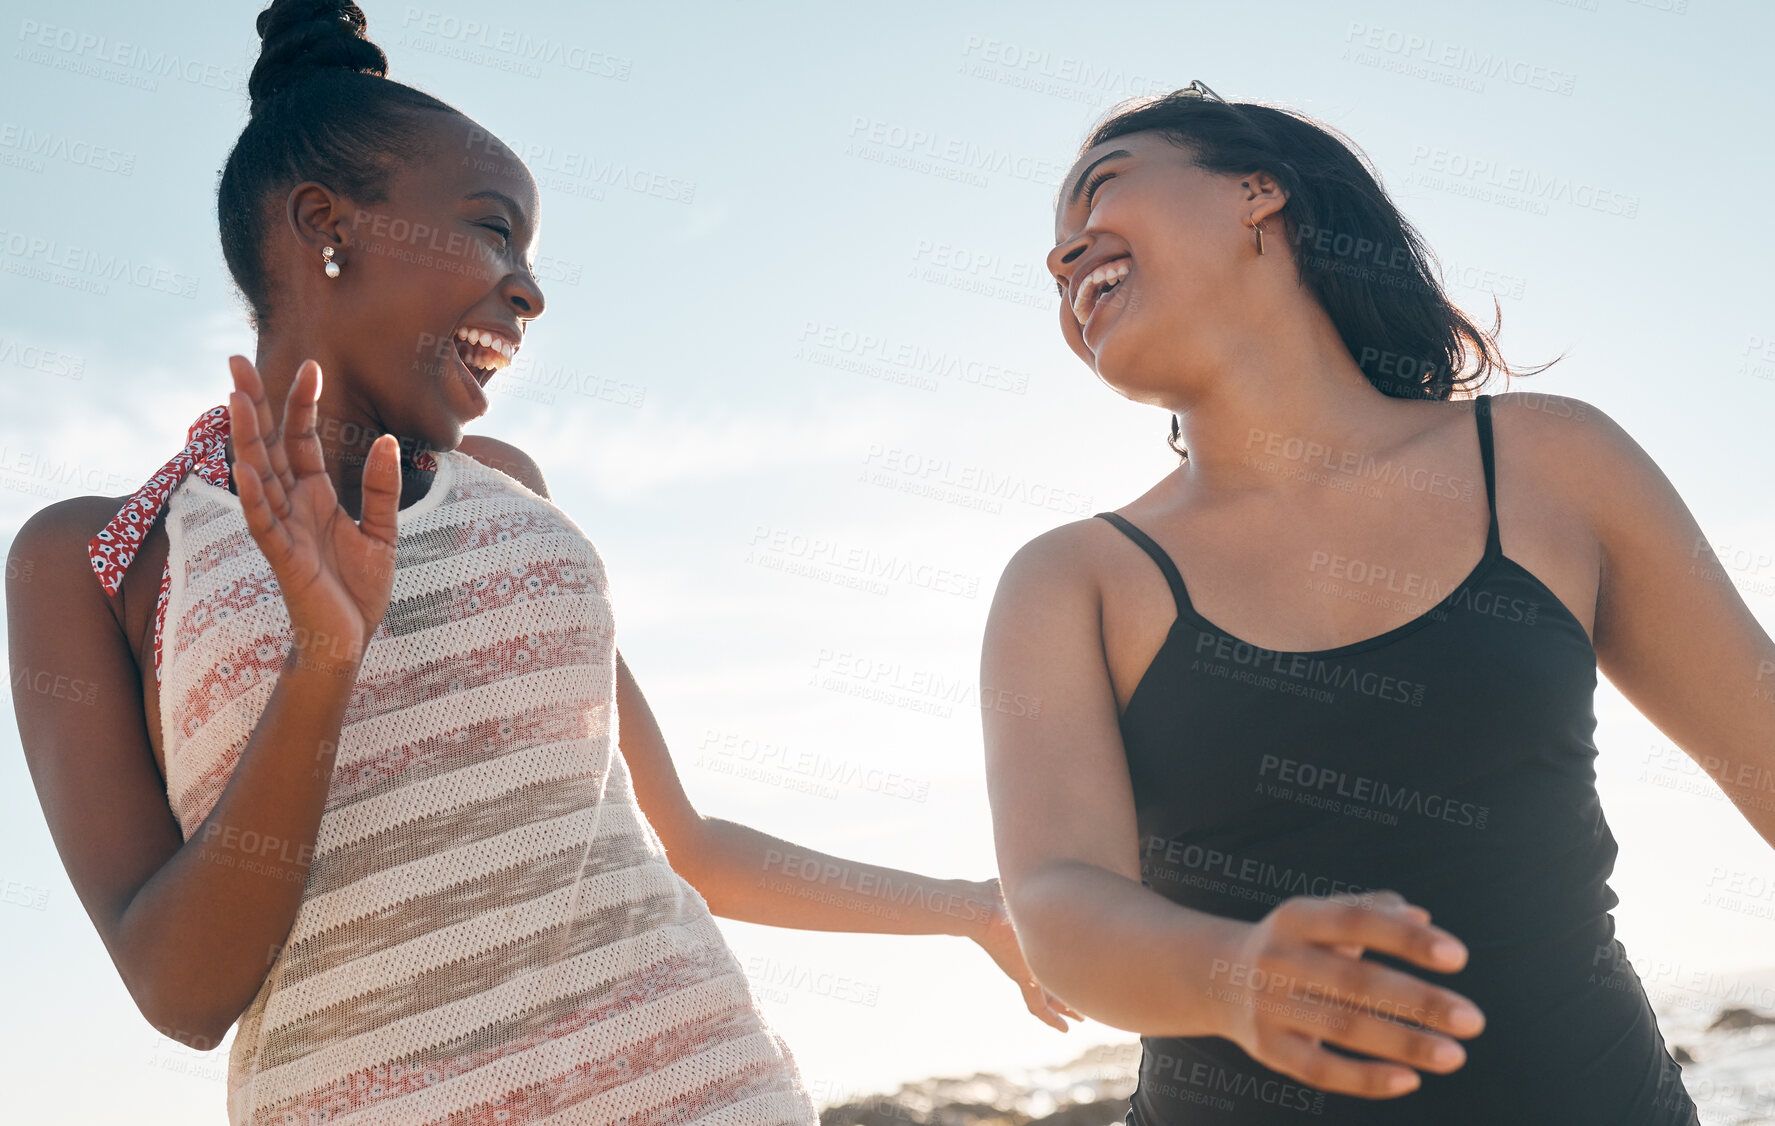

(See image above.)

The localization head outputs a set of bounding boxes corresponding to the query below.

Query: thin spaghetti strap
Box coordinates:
[1474,395,1501,556]
[1094,512,1192,618]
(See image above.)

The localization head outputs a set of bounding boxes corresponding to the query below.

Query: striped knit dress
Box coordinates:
[90,408,819,1126]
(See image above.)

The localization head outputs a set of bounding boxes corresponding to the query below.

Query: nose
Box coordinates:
[1046,232,1092,295]
[504,266,546,321]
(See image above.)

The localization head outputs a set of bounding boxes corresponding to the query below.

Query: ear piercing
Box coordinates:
[322,245,340,279]
[1241,181,1266,255]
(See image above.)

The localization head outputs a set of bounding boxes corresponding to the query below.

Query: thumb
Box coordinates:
[356,434,402,548]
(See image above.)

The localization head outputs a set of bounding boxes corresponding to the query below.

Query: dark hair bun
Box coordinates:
[248,0,388,113]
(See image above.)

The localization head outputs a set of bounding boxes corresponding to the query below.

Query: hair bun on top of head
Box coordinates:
[247,0,389,114]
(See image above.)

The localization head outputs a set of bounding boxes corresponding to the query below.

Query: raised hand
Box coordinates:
[226,355,402,676]
[1205,890,1486,1099]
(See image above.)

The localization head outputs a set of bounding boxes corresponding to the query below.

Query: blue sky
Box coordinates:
[4,1,1774,1121]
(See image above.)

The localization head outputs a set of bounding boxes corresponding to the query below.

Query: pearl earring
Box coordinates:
[322,245,340,279]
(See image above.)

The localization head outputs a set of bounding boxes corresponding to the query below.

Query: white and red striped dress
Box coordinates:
[89,408,818,1126]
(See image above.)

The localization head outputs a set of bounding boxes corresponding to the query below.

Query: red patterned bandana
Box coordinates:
[86,405,437,681]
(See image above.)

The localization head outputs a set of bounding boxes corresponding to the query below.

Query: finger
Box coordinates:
[236,355,296,497]
[282,361,327,480]
[1312,1004,1468,1078]
[355,433,402,550]
[1262,1028,1422,1101]
[228,387,292,524]
[1285,896,1470,976]
[229,410,296,571]
[1288,943,1486,1040]
[1048,991,1084,1020]
[1021,983,1070,1033]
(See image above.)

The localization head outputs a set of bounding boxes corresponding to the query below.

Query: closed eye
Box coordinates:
[479,221,513,243]
[1081,168,1115,204]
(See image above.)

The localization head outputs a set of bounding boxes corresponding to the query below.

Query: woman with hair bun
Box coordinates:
[980,82,1757,1123]
[7,3,1073,1124]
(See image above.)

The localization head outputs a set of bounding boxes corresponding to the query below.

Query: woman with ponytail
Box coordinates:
[7,3,1072,1124]
[980,83,1759,1123]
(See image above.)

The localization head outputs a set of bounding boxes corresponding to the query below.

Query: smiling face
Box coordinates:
[311,110,547,454]
[1048,131,1286,406]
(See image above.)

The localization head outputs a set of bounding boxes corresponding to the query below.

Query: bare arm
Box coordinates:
[8,358,402,1049]
[980,523,1245,1032]
[981,522,1482,1097]
[453,436,1076,1029]
[1525,393,1775,843]
[9,505,362,1047]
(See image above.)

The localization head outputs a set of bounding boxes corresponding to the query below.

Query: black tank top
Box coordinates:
[1098,396,1699,1125]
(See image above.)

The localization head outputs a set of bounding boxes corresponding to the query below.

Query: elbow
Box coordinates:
[136,989,238,1054]
[124,958,242,1052]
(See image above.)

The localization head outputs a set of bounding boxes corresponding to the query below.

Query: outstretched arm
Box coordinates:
[615,649,1078,1032]
[451,434,1077,1030]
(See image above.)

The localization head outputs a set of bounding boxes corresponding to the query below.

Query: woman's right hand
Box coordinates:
[1202,890,1486,1100]
[227,355,402,675]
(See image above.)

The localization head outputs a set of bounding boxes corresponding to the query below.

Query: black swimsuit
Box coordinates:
[1098,395,1698,1125]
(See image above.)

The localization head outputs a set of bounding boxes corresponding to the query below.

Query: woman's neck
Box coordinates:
[236,340,437,521]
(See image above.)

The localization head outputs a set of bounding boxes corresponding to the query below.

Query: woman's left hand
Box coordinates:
[969,877,1084,1032]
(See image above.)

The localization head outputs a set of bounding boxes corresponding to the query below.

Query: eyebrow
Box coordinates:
[465,189,529,226]
[1064,149,1132,207]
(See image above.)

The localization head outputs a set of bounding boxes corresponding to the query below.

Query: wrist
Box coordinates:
[283,619,368,676]
[1187,913,1252,1041]
[949,877,1000,941]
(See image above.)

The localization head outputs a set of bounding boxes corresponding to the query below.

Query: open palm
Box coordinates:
[227,355,402,674]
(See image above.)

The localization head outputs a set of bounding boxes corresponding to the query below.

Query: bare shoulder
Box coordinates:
[992,516,1116,609]
[456,435,549,499]
[1485,390,1655,515]
[7,495,145,674]
[8,494,133,595]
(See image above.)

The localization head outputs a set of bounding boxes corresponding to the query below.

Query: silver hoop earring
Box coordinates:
[322,245,341,279]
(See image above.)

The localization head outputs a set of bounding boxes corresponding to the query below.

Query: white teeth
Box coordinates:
[452,326,519,370]
[1070,259,1132,325]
